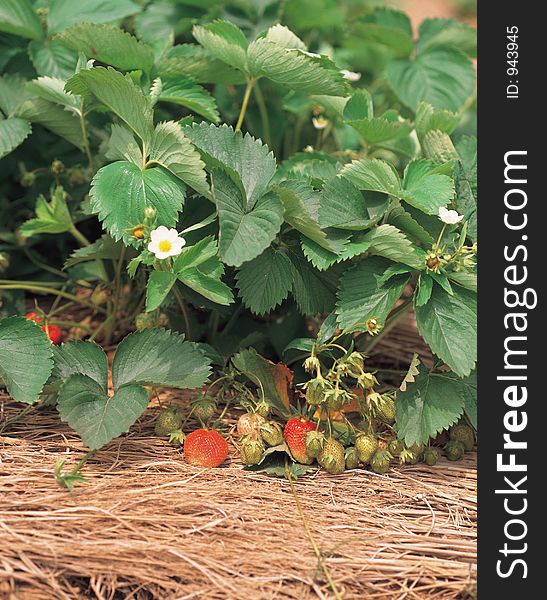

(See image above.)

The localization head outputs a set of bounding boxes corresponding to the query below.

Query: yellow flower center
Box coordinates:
[158,240,172,253]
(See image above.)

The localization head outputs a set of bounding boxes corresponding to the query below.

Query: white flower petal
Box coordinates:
[341,69,361,82]
[438,207,464,224]
[150,225,170,243]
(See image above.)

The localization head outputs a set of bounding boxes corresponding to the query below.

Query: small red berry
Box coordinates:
[184,429,228,468]
[25,310,43,324]
[42,324,62,344]
[284,417,317,464]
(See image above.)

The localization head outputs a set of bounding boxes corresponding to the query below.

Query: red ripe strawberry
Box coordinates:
[42,324,62,345]
[26,311,62,344]
[25,310,43,324]
[184,429,228,468]
[284,417,317,464]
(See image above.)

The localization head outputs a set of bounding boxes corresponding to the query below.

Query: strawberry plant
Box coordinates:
[0,0,476,479]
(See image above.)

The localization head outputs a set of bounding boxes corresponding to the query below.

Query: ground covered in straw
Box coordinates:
[0,389,476,600]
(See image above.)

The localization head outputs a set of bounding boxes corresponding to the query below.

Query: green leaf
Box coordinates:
[231,347,290,415]
[340,158,401,196]
[344,89,411,145]
[157,44,246,85]
[105,124,143,166]
[355,224,424,269]
[64,235,124,268]
[173,236,233,306]
[388,48,475,112]
[0,317,53,404]
[0,0,43,40]
[414,273,433,307]
[0,118,31,159]
[66,66,153,144]
[454,147,477,242]
[415,101,459,141]
[288,247,338,316]
[236,247,293,315]
[20,187,72,237]
[184,123,276,209]
[148,121,209,196]
[193,19,248,74]
[0,74,33,117]
[401,159,454,215]
[90,161,186,244]
[387,205,434,245]
[153,75,219,123]
[318,176,375,230]
[336,257,409,331]
[146,271,177,312]
[52,341,108,389]
[112,329,211,389]
[48,0,141,35]
[249,42,347,96]
[415,284,476,377]
[418,18,477,58]
[354,7,413,55]
[447,271,477,293]
[459,370,477,428]
[212,169,284,267]
[26,76,81,110]
[395,366,465,446]
[15,98,84,149]
[275,179,345,252]
[55,23,154,72]
[28,39,78,79]
[57,374,149,450]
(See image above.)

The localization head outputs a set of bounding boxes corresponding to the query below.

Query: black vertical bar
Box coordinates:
[479,1,541,596]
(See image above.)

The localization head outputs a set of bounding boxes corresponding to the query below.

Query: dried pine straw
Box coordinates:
[0,317,475,599]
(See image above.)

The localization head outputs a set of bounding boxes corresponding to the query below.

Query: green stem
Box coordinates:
[253,81,271,148]
[68,224,90,247]
[235,79,256,132]
[173,285,192,340]
[0,403,35,434]
[0,284,107,313]
[105,245,127,343]
[48,319,93,332]
[89,314,114,342]
[79,111,94,173]
[222,303,243,336]
[23,247,68,279]
[285,466,343,600]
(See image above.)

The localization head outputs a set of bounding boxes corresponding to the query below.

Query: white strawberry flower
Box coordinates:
[341,69,361,82]
[438,207,464,225]
[147,226,186,260]
[312,116,328,130]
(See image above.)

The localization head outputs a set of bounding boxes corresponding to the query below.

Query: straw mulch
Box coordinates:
[0,315,476,600]
[0,400,476,600]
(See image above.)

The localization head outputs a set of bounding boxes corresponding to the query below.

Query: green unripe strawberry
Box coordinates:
[256,400,271,418]
[355,433,378,464]
[345,446,360,470]
[240,436,265,465]
[135,312,156,331]
[192,395,217,422]
[51,159,64,175]
[260,421,283,447]
[305,430,325,458]
[20,171,36,187]
[91,285,110,306]
[449,424,475,451]
[318,437,345,475]
[377,396,396,424]
[400,444,424,465]
[388,438,405,456]
[305,378,328,406]
[370,449,392,474]
[445,440,465,461]
[155,407,183,437]
[423,447,441,466]
[0,252,10,272]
